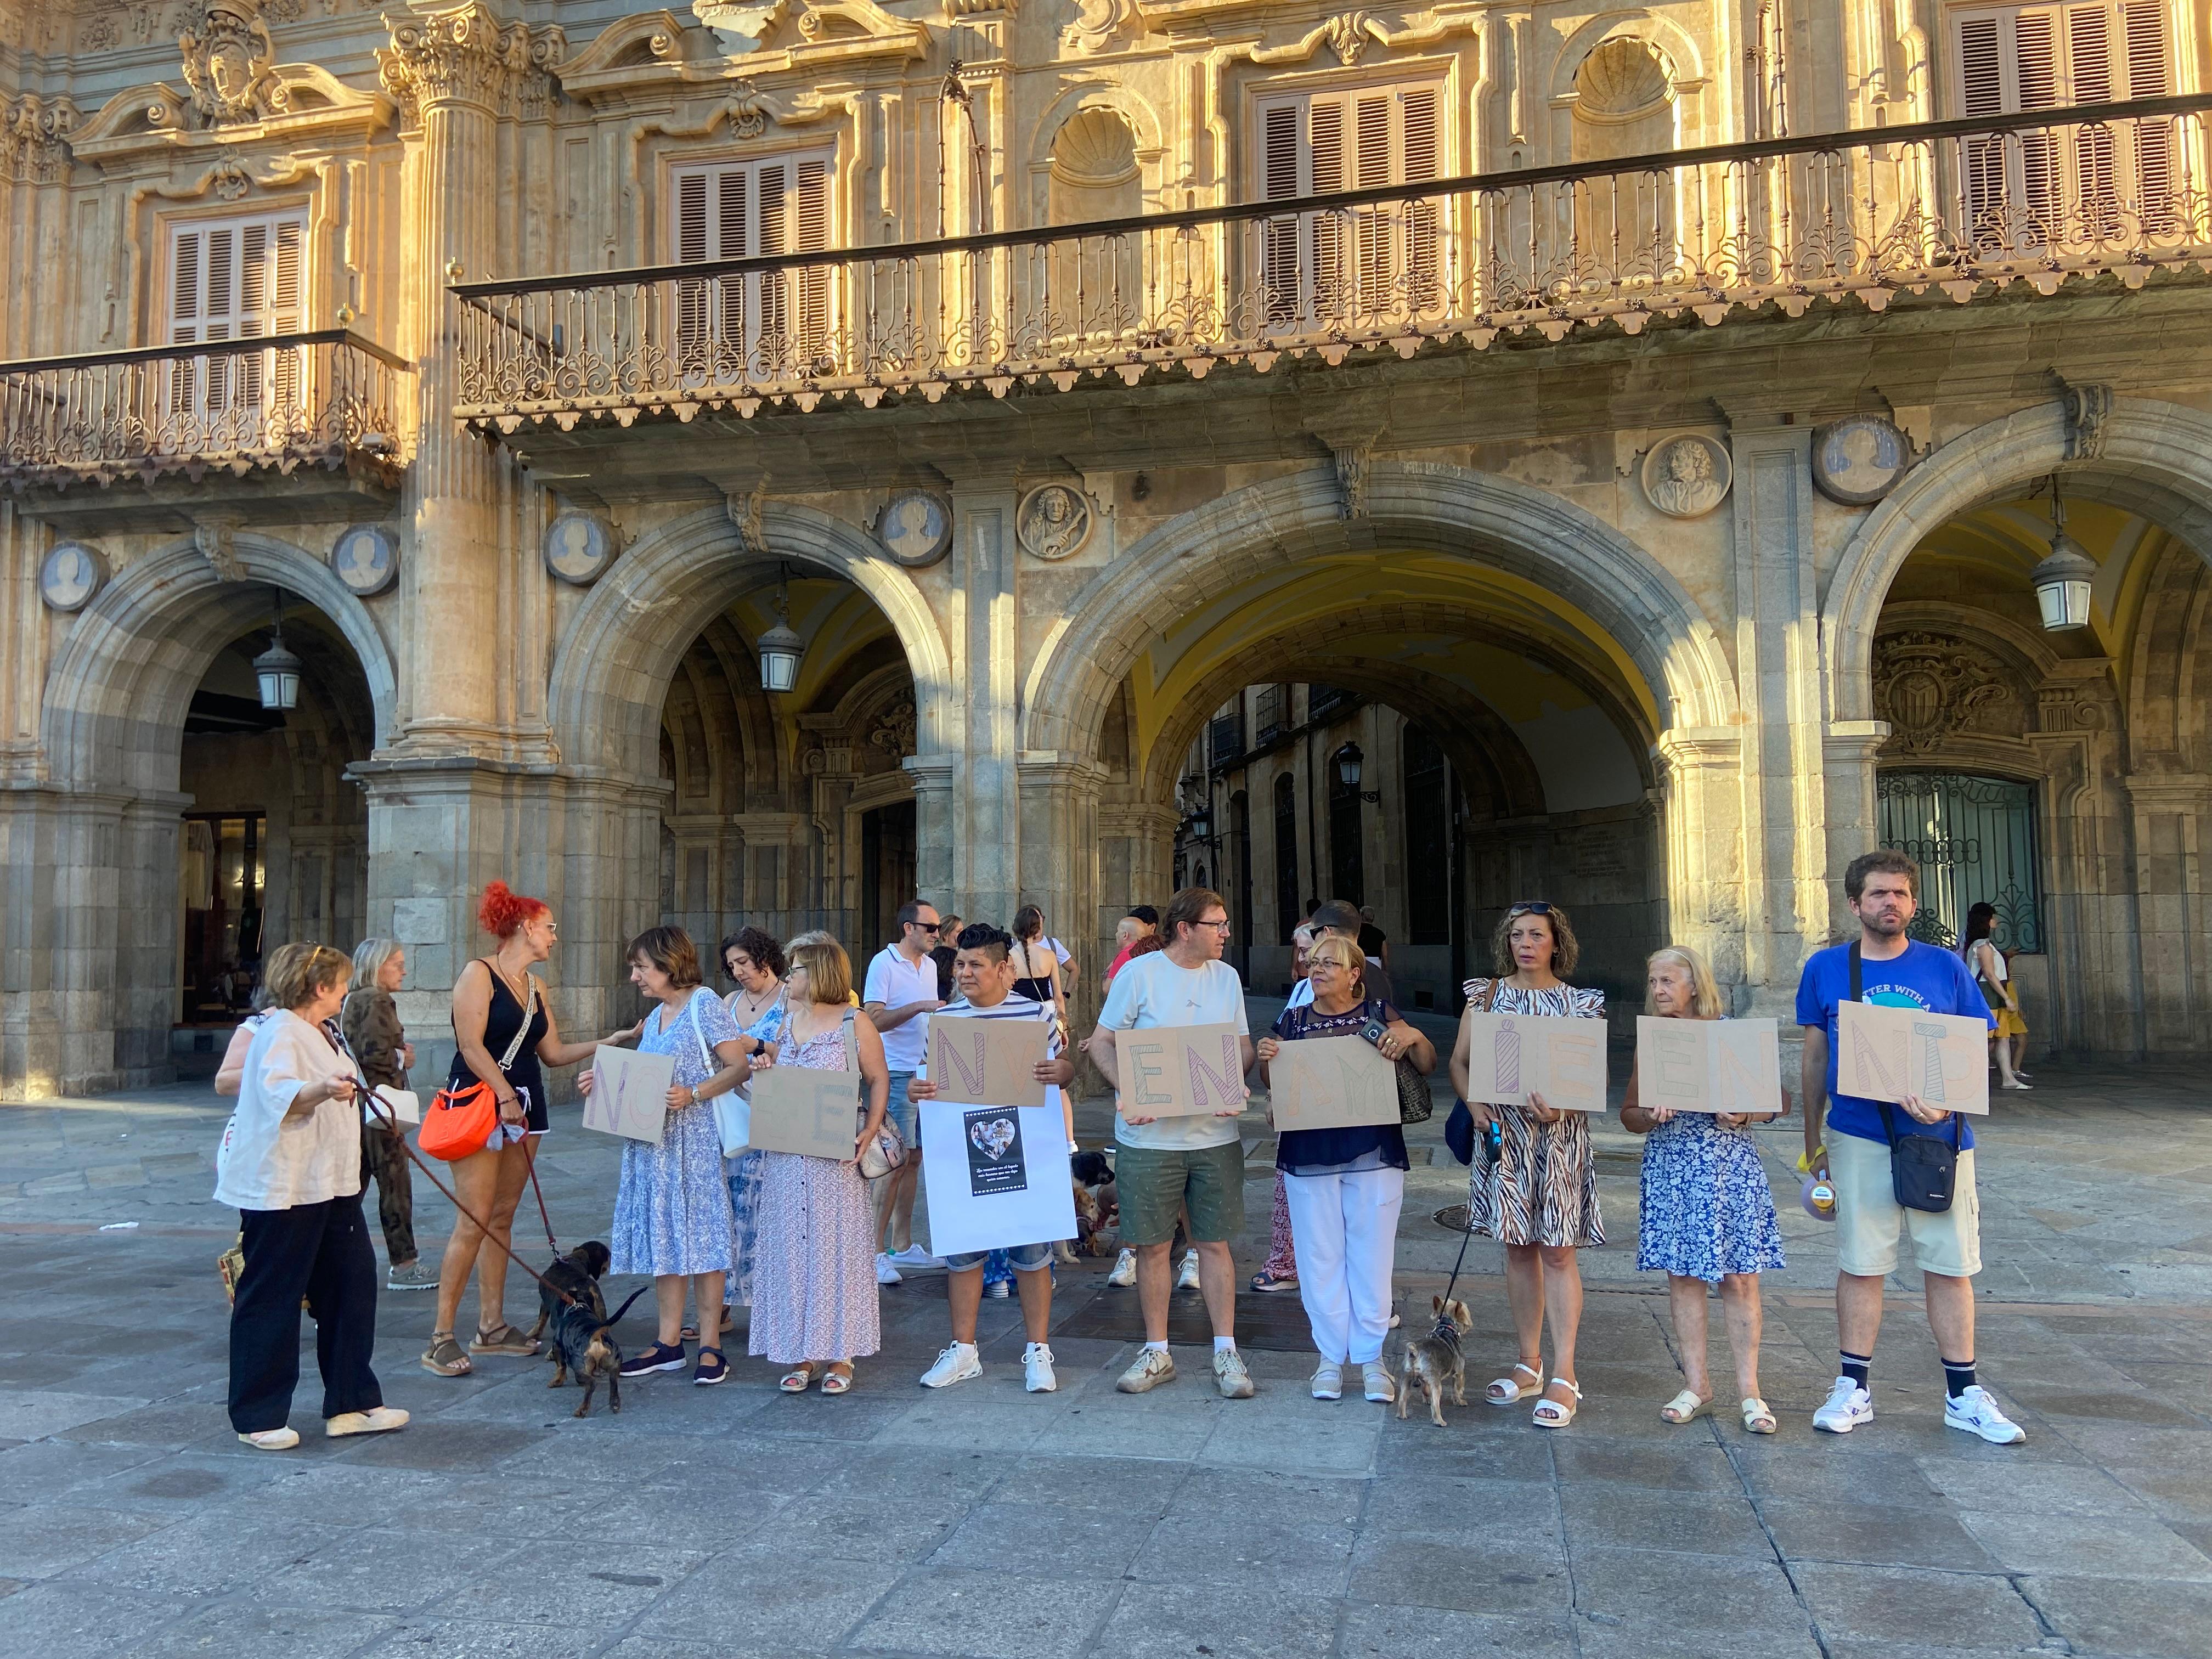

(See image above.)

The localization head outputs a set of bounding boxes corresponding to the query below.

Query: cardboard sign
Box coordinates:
[1837,1001,1991,1115]
[748,1064,863,1159]
[927,1013,1048,1109]
[1455,1010,1609,1114]
[1268,1036,1400,1132]
[1114,1022,1249,1119]
[1635,1018,1784,1116]
[920,1100,1076,1259]
[580,1045,672,1145]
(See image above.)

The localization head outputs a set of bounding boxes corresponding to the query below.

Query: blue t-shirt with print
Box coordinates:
[1795,940,1995,1149]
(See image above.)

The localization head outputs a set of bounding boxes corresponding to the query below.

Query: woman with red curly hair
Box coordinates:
[424,882,633,1376]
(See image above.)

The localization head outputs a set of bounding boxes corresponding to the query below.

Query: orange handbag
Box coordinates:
[420,969,537,1162]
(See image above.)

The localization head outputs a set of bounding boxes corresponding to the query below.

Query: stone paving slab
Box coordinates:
[1,1059,2210,1656]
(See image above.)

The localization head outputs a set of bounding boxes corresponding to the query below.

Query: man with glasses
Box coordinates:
[1088,887,1259,1397]
[865,899,946,1283]
[1285,900,1395,1009]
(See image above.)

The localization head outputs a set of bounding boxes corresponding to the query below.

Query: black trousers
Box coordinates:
[229,1190,383,1432]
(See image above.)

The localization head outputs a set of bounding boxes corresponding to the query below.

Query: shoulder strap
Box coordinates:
[1480,978,1501,1013]
[686,990,716,1074]
[840,1006,858,1071]
[495,972,537,1072]
[1848,941,1864,1004]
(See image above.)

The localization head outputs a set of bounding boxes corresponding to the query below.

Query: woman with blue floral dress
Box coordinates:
[585,927,751,1386]
[1621,944,1787,1436]
[718,928,789,1316]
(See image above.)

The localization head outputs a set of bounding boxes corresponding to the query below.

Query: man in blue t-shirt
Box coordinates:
[1796,849,2022,1446]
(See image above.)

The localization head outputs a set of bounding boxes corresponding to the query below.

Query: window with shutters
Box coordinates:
[1951,2,2175,244]
[1254,83,1443,329]
[668,154,834,381]
[163,211,307,445]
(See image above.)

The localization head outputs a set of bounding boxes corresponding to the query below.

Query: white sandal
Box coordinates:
[1660,1387,1712,1425]
[1532,1376,1582,1429]
[1741,1396,1778,1435]
[1486,1361,1543,1406]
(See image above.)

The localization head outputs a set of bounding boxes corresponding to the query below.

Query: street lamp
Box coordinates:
[756,580,804,692]
[252,590,302,712]
[2032,475,2097,633]
[1335,744,1380,804]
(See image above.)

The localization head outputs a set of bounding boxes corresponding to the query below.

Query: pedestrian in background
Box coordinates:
[1960,902,2032,1091]
[216,942,407,1450]
[929,912,963,1002]
[864,899,945,1282]
[1620,945,1786,1435]
[343,938,435,1293]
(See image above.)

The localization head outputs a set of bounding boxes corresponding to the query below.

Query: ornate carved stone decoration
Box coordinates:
[1332,445,1372,520]
[1872,632,2025,754]
[1323,12,1373,65]
[868,695,917,758]
[0,95,78,183]
[180,1,287,128]
[1641,432,1731,518]
[379,4,559,122]
[210,155,252,199]
[1061,0,1126,53]
[193,518,247,583]
[544,512,618,585]
[2062,382,2113,461]
[39,541,109,613]
[1017,483,1093,561]
[876,490,951,567]
[1812,415,1911,505]
[727,478,770,557]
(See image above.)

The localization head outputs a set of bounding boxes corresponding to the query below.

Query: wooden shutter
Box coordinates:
[166,213,305,425]
[2124,1,2174,223]
[1402,87,1441,303]
[1259,99,1303,322]
[2067,4,2118,228]
[1311,99,1346,308]
[794,156,830,357]
[670,155,833,373]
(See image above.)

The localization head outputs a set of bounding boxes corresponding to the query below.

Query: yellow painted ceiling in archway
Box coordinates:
[1905,498,2168,664]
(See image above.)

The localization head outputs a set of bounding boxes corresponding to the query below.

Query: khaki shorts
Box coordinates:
[1828,1126,1982,1279]
[1114,1140,1246,1246]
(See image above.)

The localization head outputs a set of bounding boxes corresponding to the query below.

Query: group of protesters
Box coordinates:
[212,847,2024,1454]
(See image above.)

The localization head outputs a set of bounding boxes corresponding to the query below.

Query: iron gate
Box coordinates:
[1875,771,2044,952]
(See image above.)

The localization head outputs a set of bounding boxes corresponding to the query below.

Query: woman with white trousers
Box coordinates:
[1255,933,1436,1403]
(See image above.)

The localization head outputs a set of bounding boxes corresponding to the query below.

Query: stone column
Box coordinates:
[1820,721,1890,937]
[1018,755,1107,1019]
[1653,728,1746,996]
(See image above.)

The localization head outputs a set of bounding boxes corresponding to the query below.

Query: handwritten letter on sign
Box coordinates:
[580,1045,672,1145]
[1268,1036,1400,1132]
[1837,1002,1991,1115]
[1635,1018,1783,1116]
[1115,1022,1248,1119]
[927,1013,1048,1109]
[1456,1011,1609,1114]
[748,1065,864,1159]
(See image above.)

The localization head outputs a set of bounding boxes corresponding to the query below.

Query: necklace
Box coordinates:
[490,953,534,1006]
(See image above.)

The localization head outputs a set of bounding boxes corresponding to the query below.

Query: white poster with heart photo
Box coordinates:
[919,1099,1075,1259]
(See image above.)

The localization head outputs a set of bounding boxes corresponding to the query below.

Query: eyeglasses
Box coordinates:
[913,921,941,933]
[1199,918,1232,933]
[1507,902,1552,917]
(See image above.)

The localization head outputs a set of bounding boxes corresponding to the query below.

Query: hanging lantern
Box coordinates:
[1336,746,1364,789]
[2032,476,2096,633]
[757,583,804,693]
[252,590,302,712]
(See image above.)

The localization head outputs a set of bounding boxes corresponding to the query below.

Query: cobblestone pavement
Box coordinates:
[1,1037,2209,1659]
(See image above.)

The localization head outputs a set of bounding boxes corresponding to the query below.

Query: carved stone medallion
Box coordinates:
[330,524,398,597]
[39,541,108,612]
[1640,433,1731,518]
[1813,416,1911,505]
[876,490,951,568]
[1872,632,2023,753]
[180,1,286,128]
[1016,483,1093,561]
[543,512,617,585]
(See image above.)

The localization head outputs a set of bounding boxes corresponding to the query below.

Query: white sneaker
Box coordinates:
[890,1245,943,1269]
[237,1426,299,1450]
[1116,1347,1176,1393]
[875,1252,903,1285]
[1176,1250,1201,1291]
[326,1407,409,1438]
[1023,1342,1058,1393]
[919,1342,982,1389]
[1213,1346,1256,1400]
[983,1279,1012,1299]
[1813,1376,1875,1434]
[1945,1384,2026,1444]
[1362,1362,1396,1403]
[1107,1248,1137,1287]
[1311,1362,1343,1400]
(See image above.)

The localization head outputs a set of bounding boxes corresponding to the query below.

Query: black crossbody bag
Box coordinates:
[1848,943,1960,1214]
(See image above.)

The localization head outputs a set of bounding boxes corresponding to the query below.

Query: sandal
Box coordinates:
[779,1364,817,1393]
[1532,1376,1582,1429]
[1249,1272,1299,1293]
[421,1333,473,1376]
[470,1322,541,1356]
[821,1363,854,1396]
[1486,1361,1543,1406]
[1741,1396,1778,1435]
[1660,1388,1713,1425]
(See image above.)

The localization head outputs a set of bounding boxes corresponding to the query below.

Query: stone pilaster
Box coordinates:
[926,473,1024,927]
[1652,728,1746,999]
[1018,754,1108,1022]
[1820,721,1890,937]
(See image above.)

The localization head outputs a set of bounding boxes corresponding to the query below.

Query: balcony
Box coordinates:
[452,97,2211,436]
[0,330,410,526]
[1209,710,1247,770]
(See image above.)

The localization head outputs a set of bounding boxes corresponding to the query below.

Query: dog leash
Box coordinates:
[524,1152,561,1256]
[1434,1214,1476,1340]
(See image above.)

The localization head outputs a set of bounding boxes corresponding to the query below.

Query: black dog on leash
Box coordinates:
[524,1240,611,1345]
[546,1282,650,1418]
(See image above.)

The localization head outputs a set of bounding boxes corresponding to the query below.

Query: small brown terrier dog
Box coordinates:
[1397,1296,1472,1426]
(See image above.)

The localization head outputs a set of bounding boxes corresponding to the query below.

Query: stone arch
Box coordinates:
[548,500,951,778]
[1824,396,2212,723]
[42,532,399,796]
[1022,461,1738,767]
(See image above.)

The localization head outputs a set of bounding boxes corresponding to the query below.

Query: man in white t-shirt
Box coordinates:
[906,923,1079,1395]
[864,899,945,1282]
[1089,887,1258,1399]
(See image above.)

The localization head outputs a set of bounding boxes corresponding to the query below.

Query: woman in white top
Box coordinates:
[215,943,409,1451]
[1960,902,2031,1091]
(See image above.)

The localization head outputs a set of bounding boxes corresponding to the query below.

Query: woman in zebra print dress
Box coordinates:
[1449,902,1605,1429]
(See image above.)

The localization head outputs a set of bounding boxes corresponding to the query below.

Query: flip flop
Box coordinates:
[1660,1388,1713,1425]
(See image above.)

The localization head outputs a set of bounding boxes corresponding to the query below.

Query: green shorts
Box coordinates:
[1115,1139,1246,1246]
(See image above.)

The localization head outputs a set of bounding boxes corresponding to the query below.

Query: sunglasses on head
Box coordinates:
[1508,901,1552,917]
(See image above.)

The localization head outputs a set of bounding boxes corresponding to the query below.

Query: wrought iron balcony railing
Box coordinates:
[452,97,2212,432]
[0,330,410,492]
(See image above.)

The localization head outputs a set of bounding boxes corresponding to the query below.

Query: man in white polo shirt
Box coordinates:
[1088,887,1257,1398]
[864,898,944,1283]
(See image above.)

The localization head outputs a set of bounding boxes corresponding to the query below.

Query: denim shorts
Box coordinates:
[942,1239,1055,1273]
[884,1071,918,1144]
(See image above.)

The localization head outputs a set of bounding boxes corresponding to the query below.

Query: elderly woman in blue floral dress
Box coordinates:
[1621,944,1788,1436]
[583,927,752,1386]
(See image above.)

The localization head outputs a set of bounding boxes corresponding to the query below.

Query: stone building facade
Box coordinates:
[0,0,2207,1096]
